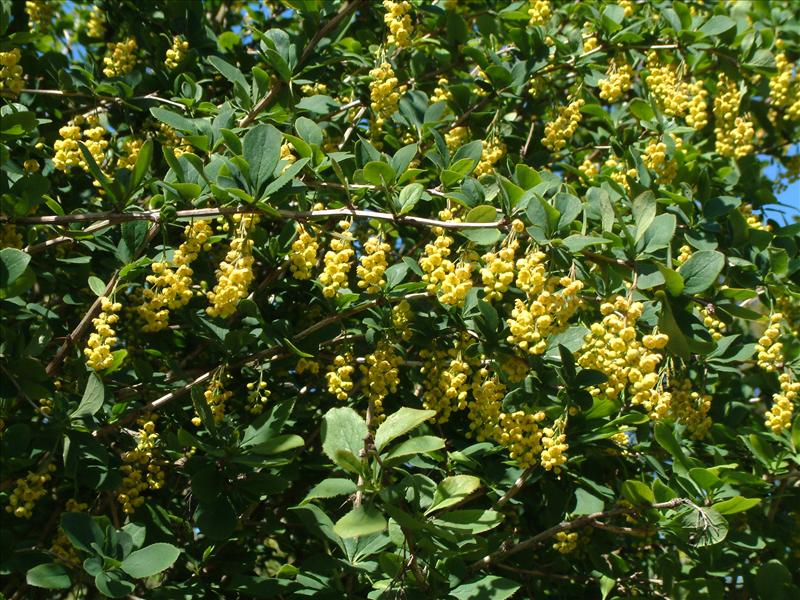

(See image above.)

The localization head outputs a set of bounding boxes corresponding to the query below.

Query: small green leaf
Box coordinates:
[322,407,368,474]
[333,505,387,539]
[629,98,655,121]
[302,478,358,503]
[678,250,725,294]
[383,435,445,464]
[398,183,424,215]
[0,248,31,287]
[449,575,520,600]
[120,543,181,579]
[713,496,760,515]
[621,480,655,505]
[27,563,71,589]
[362,161,396,187]
[426,475,481,514]
[466,205,498,223]
[243,123,282,195]
[71,374,105,419]
[374,407,436,452]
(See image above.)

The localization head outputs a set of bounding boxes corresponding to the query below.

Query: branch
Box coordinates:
[470,498,687,572]
[9,206,505,230]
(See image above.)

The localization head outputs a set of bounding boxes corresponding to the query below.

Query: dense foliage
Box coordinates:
[2,0,800,598]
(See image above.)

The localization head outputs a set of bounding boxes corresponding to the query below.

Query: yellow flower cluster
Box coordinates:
[506,286,583,355]
[360,340,402,420]
[326,352,355,401]
[543,99,584,152]
[756,313,783,372]
[467,368,505,441]
[496,410,546,469]
[300,82,328,96]
[139,220,211,331]
[766,372,799,434]
[669,379,712,440]
[713,74,754,159]
[85,296,122,371]
[578,297,671,419]
[643,137,680,184]
[200,374,232,425]
[440,257,474,306]
[296,357,320,375]
[553,531,579,554]
[383,0,413,48]
[392,299,413,341]
[676,244,692,266]
[51,499,89,566]
[53,114,108,173]
[599,56,633,103]
[0,48,24,95]
[103,37,137,78]
[25,0,53,31]
[158,123,193,157]
[605,155,637,193]
[769,48,795,112]
[289,224,319,280]
[0,224,23,249]
[481,238,518,302]
[474,137,506,178]
[740,202,770,231]
[645,53,689,116]
[445,126,468,152]
[23,158,38,173]
[246,380,271,415]
[357,236,391,294]
[431,77,452,104]
[421,345,473,423]
[207,215,258,318]
[369,62,406,128]
[320,221,354,298]
[540,418,568,471]
[117,415,166,514]
[116,138,143,171]
[619,0,634,16]
[527,0,551,26]
[38,396,53,417]
[87,6,105,38]
[685,80,709,129]
[5,464,56,518]
[165,35,189,70]
[578,156,599,180]
[420,210,455,293]
[701,307,725,341]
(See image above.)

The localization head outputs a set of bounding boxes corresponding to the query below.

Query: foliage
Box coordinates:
[1,0,800,598]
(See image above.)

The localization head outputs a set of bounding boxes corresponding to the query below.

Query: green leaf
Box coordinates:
[432,509,504,536]
[699,15,736,37]
[466,205,498,223]
[449,575,520,600]
[333,505,387,539]
[120,543,181,579]
[554,192,582,231]
[208,55,250,93]
[363,161,396,186]
[60,512,104,553]
[572,488,605,515]
[383,435,445,464]
[150,107,198,134]
[243,123,282,196]
[71,374,105,419]
[426,475,482,514]
[713,496,760,515]
[302,478,358,503]
[621,480,655,505]
[654,421,691,473]
[0,248,31,287]
[295,116,323,146]
[755,559,793,599]
[398,182,424,215]
[629,98,655,121]
[128,138,153,196]
[322,407,368,474]
[26,563,72,589]
[678,250,725,294]
[682,506,728,547]
[262,156,309,197]
[94,570,135,598]
[375,407,436,452]
[632,191,656,243]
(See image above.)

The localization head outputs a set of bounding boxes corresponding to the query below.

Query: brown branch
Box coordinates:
[469,498,687,572]
[494,467,534,509]
[9,205,504,230]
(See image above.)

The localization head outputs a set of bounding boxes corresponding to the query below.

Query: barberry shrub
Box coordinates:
[1,0,800,598]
